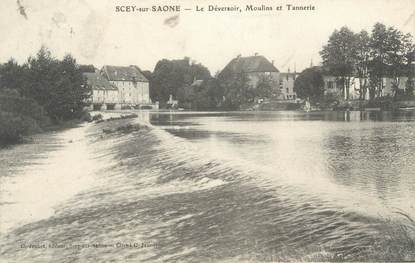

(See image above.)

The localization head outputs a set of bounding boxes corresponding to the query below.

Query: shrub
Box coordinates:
[0,89,50,127]
[79,111,92,122]
[0,111,40,145]
[91,113,103,122]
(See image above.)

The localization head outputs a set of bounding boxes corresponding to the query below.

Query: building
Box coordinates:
[83,65,154,110]
[381,77,409,97]
[83,72,119,110]
[278,71,299,100]
[219,54,280,95]
[101,65,150,106]
[320,61,415,101]
[219,54,301,101]
[323,75,410,100]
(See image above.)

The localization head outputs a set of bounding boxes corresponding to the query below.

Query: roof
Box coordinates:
[83,72,117,90]
[221,55,279,75]
[191,79,204,87]
[102,65,148,82]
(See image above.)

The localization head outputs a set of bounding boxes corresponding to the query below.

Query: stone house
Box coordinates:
[219,55,280,96]
[219,54,301,101]
[83,72,119,110]
[278,72,299,100]
[323,75,410,101]
[101,65,150,107]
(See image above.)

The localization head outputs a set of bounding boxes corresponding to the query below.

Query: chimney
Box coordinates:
[254,52,258,56]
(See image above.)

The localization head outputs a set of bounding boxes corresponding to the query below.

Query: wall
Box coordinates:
[110,81,150,105]
[92,89,118,104]
[382,77,408,97]
[278,74,298,100]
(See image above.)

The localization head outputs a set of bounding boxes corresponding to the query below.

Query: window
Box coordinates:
[286,88,289,93]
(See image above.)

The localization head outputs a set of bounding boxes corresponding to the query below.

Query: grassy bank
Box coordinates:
[0,90,92,147]
[0,112,90,148]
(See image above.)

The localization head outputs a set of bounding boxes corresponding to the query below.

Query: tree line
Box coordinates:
[0,47,89,145]
[148,57,276,110]
[320,22,414,101]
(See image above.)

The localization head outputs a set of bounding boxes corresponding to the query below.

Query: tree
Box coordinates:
[221,73,251,109]
[151,58,211,103]
[320,27,358,100]
[293,67,324,103]
[368,23,414,99]
[0,88,49,146]
[78,64,96,73]
[14,47,89,121]
[0,58,26,92]
[55,54,90,120]
[368,23,389,99]
[384,27,413,98]
[354,30,371,100]
[321,23,414,101]
[254,75,275,99]
[406,51,415,97]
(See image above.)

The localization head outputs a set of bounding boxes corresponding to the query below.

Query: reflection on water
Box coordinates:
[1,110,415,262]
[150,111,415,209]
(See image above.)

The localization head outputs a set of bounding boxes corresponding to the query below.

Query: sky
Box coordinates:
[1,0,414,74]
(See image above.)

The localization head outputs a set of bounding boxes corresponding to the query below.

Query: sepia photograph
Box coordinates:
[1,0,415,262]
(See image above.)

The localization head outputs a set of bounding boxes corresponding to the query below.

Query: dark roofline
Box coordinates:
[102,65,149,82]
[220,55,280,78]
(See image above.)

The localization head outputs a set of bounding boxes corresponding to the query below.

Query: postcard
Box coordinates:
[1,0,415,262]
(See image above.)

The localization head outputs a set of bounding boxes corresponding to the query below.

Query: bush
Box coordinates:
[0,89,48,146]
[0,89,50,127]
[79,111,92,122]
[0,111,40,145]
[92,113,103,121]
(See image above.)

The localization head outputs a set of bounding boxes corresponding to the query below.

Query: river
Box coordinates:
[1,110,415,262]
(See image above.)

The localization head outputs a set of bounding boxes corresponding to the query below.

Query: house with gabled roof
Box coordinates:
[219,54,279,80]
[83,72,119,110]
[102,65,150,107]
[219,54,297,100]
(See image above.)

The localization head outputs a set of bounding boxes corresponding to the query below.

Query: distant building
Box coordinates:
[83,65,154,110]
[101,65,150,106]
[219,54,301,101]
[219,54,279,96]
[322,74,409,101]
[83,72,119,110]
[381,77,409,97]
[319,60,415,101]
[278,71,299,100]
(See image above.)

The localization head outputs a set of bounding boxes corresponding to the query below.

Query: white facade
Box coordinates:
[278,73,298,100]
[92,89,118,104]
[102,65,151,106]
[323,75,410,100]
[110,80,150,105]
